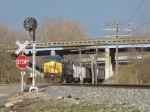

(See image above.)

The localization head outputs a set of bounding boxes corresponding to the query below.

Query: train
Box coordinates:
[43,55,105,83]
[43,55,74,83]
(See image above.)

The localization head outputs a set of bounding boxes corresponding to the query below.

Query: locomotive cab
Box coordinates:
[43,55,63,83]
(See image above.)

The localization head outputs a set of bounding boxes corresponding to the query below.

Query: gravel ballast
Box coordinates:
[0,97,7,106]
[45,86,150,111]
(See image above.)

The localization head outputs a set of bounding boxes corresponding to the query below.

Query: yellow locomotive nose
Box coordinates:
[44,56,63,78]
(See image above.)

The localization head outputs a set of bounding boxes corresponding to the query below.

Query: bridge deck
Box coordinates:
[3,38,150,49]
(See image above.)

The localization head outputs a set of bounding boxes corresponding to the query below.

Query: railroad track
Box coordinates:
[37,83,150,89]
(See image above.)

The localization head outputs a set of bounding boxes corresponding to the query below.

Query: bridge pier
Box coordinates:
[105,48,115,80]
[51,50,63,57]
[105,48,109,79]
[110,49,115,77]
[51,50,56,56]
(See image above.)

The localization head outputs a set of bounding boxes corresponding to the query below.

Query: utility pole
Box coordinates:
[95,46,98,84]
[90,55,94,84]
[116,22,119,84]
[102,21,132,84]
[79,49,83,84]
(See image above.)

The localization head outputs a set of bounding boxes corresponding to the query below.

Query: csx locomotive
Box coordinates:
[43,55,74,83]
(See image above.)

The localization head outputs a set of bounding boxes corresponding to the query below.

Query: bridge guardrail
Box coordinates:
[2,38,150,49]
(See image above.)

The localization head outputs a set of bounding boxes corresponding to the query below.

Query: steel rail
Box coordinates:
[36,83,150,89]
[61,83,150,89]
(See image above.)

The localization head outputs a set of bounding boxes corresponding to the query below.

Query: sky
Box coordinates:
[0,0,147,39]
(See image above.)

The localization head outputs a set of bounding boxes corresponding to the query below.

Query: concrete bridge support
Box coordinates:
[51,50,56,56]
[51,50,63,57]
[105,48,115,80]
[110,49,115,77]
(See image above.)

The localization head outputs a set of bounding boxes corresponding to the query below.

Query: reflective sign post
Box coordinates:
[15,40,29,92]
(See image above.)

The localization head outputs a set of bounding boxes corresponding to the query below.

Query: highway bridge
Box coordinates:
[4,37,150,56]
[3,37,150,49]
[5,37,150,82]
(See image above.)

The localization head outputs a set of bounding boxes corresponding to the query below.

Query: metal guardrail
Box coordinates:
[2,38,150,49]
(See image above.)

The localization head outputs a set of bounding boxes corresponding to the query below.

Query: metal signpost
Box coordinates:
[15,40,29,92]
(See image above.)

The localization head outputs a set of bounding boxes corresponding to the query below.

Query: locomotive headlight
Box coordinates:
[50,65,55,68]
[52,61,54,65]
[55,70,58,73]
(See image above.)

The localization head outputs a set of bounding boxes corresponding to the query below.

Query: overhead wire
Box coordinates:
[103,0,146,38]
[130,0,150,37]
[121,0,146,36]
[120,0,144,28]
[127,0,144,22]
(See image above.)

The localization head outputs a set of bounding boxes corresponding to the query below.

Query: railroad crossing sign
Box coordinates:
[16,55,29,69]
[15,40,29,55]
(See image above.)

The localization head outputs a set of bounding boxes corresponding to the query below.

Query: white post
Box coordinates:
[91,55,94,84]
[21,71,24,92]
[29,30,38,92]
[105,48,110,80]
[21,46,24,92]
[32,42,36,87]
[79,49,83,84]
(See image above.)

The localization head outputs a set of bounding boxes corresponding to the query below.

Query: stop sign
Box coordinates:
[16,55,29,69]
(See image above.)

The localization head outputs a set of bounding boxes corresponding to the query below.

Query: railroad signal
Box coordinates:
[16,55,29,69]
[24,17,38,92]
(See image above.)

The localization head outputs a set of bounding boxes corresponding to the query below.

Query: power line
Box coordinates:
[122,0,150,37]
[130,18,150,36]
[128,0,144,22]
[120,0,144,28]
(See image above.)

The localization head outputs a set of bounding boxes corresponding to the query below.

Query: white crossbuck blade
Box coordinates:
[15,40,29,55]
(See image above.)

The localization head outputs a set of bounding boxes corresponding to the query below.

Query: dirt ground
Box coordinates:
[0,86,141,112]
[0,92,83,112]
[0,92,50,112]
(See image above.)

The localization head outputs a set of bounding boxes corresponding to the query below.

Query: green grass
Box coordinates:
[22,100,143,112]
[0,84,20,86]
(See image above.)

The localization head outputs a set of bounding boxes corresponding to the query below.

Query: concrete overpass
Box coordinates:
[5,37,150,56]
[5,37,150,80]
[4,37,150,49]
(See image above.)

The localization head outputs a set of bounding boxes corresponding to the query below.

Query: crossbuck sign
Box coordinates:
[15,40,29,55]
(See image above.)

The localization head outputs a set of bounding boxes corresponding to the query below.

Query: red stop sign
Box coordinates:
[16,55,29,69]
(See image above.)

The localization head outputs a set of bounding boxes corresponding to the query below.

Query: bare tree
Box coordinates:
[0,23,22,83]
[36,17,89,42]
[118,42,150,84]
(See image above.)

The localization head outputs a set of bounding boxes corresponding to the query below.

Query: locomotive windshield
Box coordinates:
[44,55,62,63]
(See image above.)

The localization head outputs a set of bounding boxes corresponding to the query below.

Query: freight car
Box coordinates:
[73,65,92,83]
